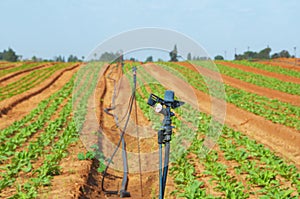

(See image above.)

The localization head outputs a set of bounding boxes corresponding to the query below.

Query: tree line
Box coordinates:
[234,47,293,60]
[214,47,294,60]
[0,48,84,62]
[1,46,294,62]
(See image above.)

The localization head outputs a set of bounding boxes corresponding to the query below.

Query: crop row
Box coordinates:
[158,62,300,130]
[215,63,300,95]
[0,74,76,194]
[268,58,300,68]
[123,63,216,198]
[191,60,300,95]
[232,60,300,78]
[73,62,104,132]
[0,63,74,101]
[11,110,79,199]
[0,77,75,160]
[0,63,103,198]
[124,62,299,198]
[0,99,73,197]
[0,62,41,78]
[194,60,300,79]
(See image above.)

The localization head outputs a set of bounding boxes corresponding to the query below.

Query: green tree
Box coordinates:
[258,47,271,59]
[99,51,124,62]
[145,56,153,62]
[2,48,18,62]
[271,53,280,59]
[67,54,80,62]
[32,56,38,62]
[279,50,291,58]
[214,55,224,60]
[55,55,65,62]
[244,51,257,60]
[99,52,115,61]
[169,44,178,62]
[271,50,291,59]
[187,52,192,60]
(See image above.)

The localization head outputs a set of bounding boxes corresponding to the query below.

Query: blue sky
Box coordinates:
[0,0,299,60]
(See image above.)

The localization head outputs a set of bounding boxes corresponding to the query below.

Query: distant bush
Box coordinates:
[214,55,224,60]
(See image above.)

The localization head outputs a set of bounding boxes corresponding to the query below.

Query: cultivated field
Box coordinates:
[0,59,299,198]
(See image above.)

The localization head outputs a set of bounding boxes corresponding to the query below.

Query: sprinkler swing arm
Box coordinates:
[148,92,184,110]
[147,91,184,199]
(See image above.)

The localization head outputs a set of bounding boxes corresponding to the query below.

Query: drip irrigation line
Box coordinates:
[101,63,137,198]
[101,91,134,195]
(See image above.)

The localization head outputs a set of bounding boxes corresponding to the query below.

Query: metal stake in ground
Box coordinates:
[147,91,184,199]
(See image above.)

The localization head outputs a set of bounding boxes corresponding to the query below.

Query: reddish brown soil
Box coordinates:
[0,61,9,65]
[1,61,299,198]
[39,140,92,199]
[0,63,23,70]
[58,62,300,198]
[0,63,95,199]
[217,61,300,84]
[0,63,81,129]
[0,62,56,85]
[144,63,300,169]
[36,63,111,199]
[0,62,160,198]
[259,58,300,71]
[0,97,73,198]
[0,62,35,71]
[79,64,160,198]
[260,61,300,71]
[177,62,300,106]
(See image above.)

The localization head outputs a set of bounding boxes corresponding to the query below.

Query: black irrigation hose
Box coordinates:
[107,94,134,131]
[101,63,136,197]
[101,92,134,195]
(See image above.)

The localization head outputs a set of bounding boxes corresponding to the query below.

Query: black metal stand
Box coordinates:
[158,106,173,199]
[147,91,184,199]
